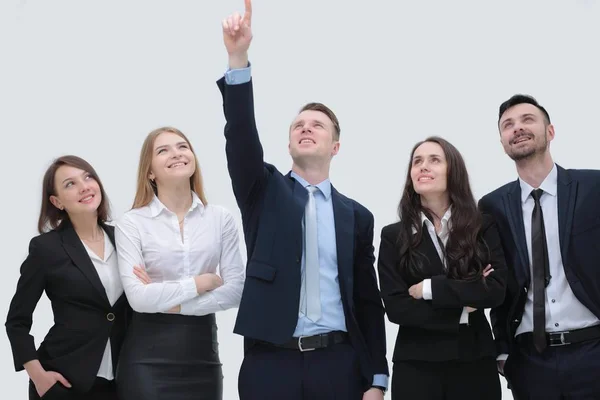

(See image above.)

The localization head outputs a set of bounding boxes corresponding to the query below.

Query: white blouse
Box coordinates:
[115,193,245,315]
[80,229,123,380]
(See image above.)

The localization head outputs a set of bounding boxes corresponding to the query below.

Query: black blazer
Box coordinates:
[5,222,130,392]
[377,214,507,362]
[216,77,388,387]
[479,165,600,357]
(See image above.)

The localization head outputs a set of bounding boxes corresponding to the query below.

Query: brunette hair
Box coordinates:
[396,136,488,281]
[38,155,110,233]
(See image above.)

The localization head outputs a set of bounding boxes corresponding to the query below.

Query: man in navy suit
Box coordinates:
[216,1,388,399]
[479,94,600,399]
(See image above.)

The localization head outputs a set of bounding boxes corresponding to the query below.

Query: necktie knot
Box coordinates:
[531,188,544,204]
[307,185,318,195]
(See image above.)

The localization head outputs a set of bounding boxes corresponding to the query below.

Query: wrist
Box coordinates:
[228,52,249,70]
[371,385,386,393]
[24,360,44,380]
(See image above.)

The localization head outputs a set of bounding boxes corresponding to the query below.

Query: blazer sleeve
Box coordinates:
[5,237,46,370]
[430,215,508,309]
[478,196,511,356]
[377,225,462,333]
[216,77,268,209]
[353,209,388,376]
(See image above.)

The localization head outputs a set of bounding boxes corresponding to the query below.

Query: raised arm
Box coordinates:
[178,209,245,316]
[377,226,462,333]
[115,214,210,313]
[217,0,267,208]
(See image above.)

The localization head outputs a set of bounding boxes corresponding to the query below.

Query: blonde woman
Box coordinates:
[115,127,245,400]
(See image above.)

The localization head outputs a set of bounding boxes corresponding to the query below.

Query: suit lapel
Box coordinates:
[557,166,577,262]
[60,223,110,306]
[288,174,308,253]
[503,180,531,283]
[331,187,354,300]
[419,227,446,275]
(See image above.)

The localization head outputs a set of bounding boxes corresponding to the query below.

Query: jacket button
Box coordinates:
[107,312,115,322]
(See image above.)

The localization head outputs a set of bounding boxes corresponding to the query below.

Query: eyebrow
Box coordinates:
[155,141,188,151]
[61,171,88,184]
[413,153,442,160]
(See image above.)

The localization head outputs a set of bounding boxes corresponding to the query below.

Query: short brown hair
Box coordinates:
[299,102,341,141]
[38,155,111,233]
[132,127,207,209]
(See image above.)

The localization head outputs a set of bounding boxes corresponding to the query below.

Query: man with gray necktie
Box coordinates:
[216,1,388,399]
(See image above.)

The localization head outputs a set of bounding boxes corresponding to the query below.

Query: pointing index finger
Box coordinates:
[244,0,252,26]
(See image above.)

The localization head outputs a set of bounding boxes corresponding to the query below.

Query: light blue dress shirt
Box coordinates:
[224,64,388,390]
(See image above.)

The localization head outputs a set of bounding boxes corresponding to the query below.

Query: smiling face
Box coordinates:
[499,103,554,161]
[49,165,102,217]
[149,132,196,185]
[288,109,340,166]
[410,141,448,198]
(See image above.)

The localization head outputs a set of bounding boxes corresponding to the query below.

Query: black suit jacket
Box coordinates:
[377,214,507,362]
[478,165,600,357]
[216,77,388,386]
[5,222,130,392]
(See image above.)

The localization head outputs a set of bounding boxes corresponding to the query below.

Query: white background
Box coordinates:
[1,1,599,399]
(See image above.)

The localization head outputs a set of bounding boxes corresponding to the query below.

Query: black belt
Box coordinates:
[264,331,348,352]
[517,325,600,347]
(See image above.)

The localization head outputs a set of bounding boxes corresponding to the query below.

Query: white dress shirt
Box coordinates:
[498,164,599,363]
[115,193,245,316]
[80,229,123,380]
[420,208,470,324]
[517,164,599,335]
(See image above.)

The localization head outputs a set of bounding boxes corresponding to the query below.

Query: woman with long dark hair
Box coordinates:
[6,155,130,400]
[377,137,507,400]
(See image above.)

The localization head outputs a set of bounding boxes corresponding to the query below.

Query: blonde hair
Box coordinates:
[132,127,208,209]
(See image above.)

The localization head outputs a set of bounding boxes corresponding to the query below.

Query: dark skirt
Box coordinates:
[116,312,223,400]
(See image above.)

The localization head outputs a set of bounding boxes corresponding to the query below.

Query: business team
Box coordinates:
[5,0,600,399]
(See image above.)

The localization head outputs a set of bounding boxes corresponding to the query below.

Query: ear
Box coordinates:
[149,171,155,181]
[49,195,64,211]
[331,141,340,157]
[547,124,556,141]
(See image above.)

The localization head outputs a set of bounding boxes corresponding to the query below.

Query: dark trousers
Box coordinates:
[238,342,364,400]
[391,357,500,400]
[29,377,117,400]
[506,336,600,400]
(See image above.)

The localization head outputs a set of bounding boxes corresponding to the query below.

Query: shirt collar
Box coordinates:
[148,191,204,218]
[519,163,557,204]
[290,171,332,200]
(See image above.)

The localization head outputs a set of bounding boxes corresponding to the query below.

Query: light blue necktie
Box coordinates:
[301,185,322,322]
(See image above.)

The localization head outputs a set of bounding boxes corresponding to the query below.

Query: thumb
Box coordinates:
[54,373,72,388]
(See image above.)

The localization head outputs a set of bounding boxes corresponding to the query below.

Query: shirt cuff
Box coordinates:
[459,307,469,324]
[180,277,198,299]
[372,374,388,391]
[224,63,251,85]
[422,279,432,300]
[497,354,509,361]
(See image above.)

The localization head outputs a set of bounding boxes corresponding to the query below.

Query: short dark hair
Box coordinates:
[299,102,341,140]
[38,155,111,233]
[498,94,551,124]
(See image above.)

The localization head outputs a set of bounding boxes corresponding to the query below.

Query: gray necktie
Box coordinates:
[301,185,321,322]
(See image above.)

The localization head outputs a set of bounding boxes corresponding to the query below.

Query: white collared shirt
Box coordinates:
[419,208,470,324]
[115,193,245,315]
[80,229,123,380]
[516,164,599,335]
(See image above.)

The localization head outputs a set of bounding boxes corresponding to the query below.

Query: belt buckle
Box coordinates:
[548,332,570,346]
[298,336,316,352]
